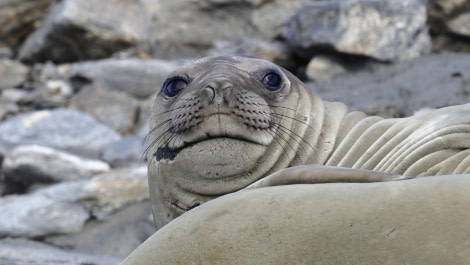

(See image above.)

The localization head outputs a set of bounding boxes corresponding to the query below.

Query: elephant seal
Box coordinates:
[122,174,470,265]
[146,55,470,229]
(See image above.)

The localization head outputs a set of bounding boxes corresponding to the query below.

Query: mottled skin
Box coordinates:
[146,56,470,229]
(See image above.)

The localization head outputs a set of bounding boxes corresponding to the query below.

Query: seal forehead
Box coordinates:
[179,55,280,77]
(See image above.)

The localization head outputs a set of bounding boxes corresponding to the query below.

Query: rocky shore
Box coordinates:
[0,0,469,264]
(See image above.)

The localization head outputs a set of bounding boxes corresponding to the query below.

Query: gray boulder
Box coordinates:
[313,52,470,117]
[149,0,310,59]
[2,145,110,184]
[0,109,121,158]
[0,238,120,265]
[64,58,180,99]
[18,0,155,63]
[0,193,89,238]
[38,166,149,220]
[44,201,155,258]
[0,95,20,120]
[69,85,140,135]
[101,136,145,168]
[0,166,148,238]
[18,79,74,109]
[284,0,431,61]
[0,59,29,89]
[208,37,295,70]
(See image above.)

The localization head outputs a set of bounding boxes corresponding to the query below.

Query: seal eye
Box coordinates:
[261,72,282,91]
[162,77,188,97]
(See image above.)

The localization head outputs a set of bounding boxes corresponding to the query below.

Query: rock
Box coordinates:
[284,0,431,62]
[0,0,54,51]
[427,0,470,52]
[0,193,89,238]
[314,52,470,117]
[0,88,28,103]
[135,92,156,137]
[0,98,20,121]
[447,13,470,37]
[305,53,389,81]
[0,59,29,89]
[69,84,140,135]
[427,0,468,33]
[0,109,121,158]
[148,0,312,59]
[0,238,120,265]
[250,0,308,39]
[0,175,27,196]
[0,166,148,238]
[18,79,74,109]
[38,166,149,220]
[64,58,179,99]
[148,0,255,59]
[101,136,145,168]
[208,37,295,70]
[0,48,12,59]
[2,145,110,184]
[18,0,155,63]
[45,201,155,258]
[306,55,347,81]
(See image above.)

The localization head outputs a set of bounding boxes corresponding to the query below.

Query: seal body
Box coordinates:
[122,175,470,265]
[146,55,470,229]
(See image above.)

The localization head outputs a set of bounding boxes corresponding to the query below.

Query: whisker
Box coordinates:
[270,112,319,136]
[141,127,174,162]
[148,105,188,120]
[272,120,316,154]
[243,95,318,135]
[144,119,172,148]
[266,124,296,160]
[262,126,292,161]
[246,95,299,113]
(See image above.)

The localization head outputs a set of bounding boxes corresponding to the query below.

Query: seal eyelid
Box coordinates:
[260,70,283,92]
[162,76,189,97]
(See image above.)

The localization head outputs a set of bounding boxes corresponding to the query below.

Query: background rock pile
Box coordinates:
[0,0,469,264]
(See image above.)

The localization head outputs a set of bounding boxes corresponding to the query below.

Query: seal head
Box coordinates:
[147,56,319,228]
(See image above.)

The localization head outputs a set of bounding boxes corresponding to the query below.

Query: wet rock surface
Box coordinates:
[0,0,469,263]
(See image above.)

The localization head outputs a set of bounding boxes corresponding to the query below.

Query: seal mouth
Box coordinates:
[156,145,182,161]
[156,136,263,161]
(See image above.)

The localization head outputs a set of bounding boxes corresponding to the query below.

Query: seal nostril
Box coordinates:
[202,86,216,103]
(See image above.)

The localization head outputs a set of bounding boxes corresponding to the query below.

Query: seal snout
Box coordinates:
[202,77,234,106]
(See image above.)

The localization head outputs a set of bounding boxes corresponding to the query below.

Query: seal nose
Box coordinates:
[203,78,233,105]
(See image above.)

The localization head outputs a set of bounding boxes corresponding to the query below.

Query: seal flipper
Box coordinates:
[243,165,412,190]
